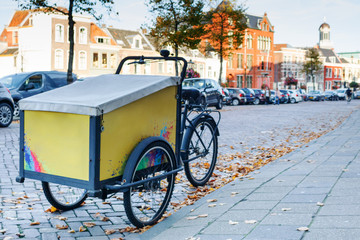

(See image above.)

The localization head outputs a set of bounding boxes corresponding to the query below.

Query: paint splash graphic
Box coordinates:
[24,145,45,172]
[160,125,173,141]
[137,148,168,171]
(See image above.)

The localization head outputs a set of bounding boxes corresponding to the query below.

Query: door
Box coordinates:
[18,74,44,98]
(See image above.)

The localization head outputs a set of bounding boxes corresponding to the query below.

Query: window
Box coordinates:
[228,54,233,68]
[55,49,64,69]
[237,75,243,88]
[97,37,110,44]
[208,66,212,77]
[329,68,332,78]
[167,61,173,74]
[246,55,253,70]
[93,53,99,68]
[55,24,64,42]
[237,53,243,69]
[135,39,140,48]
[334,68,337,79]
[158,62,164,73]
[79,27,87,44]
[102,53,107,68]
[79,51,86,70]
[246,75,252,88]
[21,75,43,90]
[246,35,253,49]
[13,31,18,44]
[110,54,116,69]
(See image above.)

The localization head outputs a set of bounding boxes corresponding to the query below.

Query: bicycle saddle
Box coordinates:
[182,87,201,104]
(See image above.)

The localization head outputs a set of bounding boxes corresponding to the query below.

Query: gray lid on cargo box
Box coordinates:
[19,74,180,116]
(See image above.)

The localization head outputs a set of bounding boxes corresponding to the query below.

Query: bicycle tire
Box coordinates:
[183,117,218,186]
[42,182,88,211]
[123,140,176,228]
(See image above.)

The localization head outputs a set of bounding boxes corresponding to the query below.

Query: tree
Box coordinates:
[18,0,117,84]
[302,48,323,91]
[146,0,206,75]
[202,0,247,83]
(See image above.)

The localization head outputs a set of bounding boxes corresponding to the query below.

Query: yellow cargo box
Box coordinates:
[18,74,179,190]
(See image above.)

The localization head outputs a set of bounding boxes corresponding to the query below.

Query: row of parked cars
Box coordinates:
[182,78,360,109]
[0,71,76,127]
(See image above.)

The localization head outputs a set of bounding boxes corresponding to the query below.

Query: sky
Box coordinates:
[1,0,359,53]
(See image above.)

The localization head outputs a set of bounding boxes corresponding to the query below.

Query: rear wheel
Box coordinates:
[232,98,240,106]
[42,182,88,211]
[253,98,260,105]
[123,141,176,228]
[13,102,20,118]
[290,98,296,104]
[183,117,218,186]
[0,103,13,128]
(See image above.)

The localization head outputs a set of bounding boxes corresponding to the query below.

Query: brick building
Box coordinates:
[226,13,274,89]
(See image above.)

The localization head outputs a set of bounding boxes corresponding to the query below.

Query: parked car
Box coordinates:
[354,90,360,99]
[298,89,308,101]
[288,90,303,103]
[324,90,339,101]
[307,90,325,101]
[252,89,266,105]
[335,88,347,100]
[222,88,232,105]
[182,78,223,109]
[0,82,14,127]
[0,71,77,117]
[241,88,255,104]
[279,90,291,103]
[227,88,246,105]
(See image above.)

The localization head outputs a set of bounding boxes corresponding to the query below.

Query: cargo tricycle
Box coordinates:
[16,50,220,228]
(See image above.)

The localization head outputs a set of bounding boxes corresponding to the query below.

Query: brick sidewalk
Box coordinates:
[141,109,360,240]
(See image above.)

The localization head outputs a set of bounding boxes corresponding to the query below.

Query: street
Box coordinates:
[0,100,359,240]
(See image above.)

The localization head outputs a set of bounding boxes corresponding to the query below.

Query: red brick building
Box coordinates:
[226,13,274,89]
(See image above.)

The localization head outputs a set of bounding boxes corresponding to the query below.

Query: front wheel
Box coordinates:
[232,98,240,106]
[253,98,260,105]
[0,102,13,128]
[290,98,296,104]
[215,97,223,109]
[42,182,88,211]
[183,117,218,186]
[123,141,176,228]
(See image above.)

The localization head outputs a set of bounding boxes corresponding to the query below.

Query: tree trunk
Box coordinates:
[67,0,74,84]
[219,54,223,84]
[175,44,179,76]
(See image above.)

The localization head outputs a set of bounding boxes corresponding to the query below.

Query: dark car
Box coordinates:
[252,89,266,105]
[241,88,255,104]
[0,82,14,127]
[279,90,291,103]
[183,78,223,109]
[227,88,246,105]
[222,88,232,105]
[0,71,77,117]
[324,90,339,101]
[307,90,325,101]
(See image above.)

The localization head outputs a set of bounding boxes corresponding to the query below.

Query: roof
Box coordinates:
[8,10,30,27]
[90,23,116,45]
[340,58,349,64]
[19,74,180,116]
[0,48,18,56]
[318,48,341,64]
[319,22,330,30]
[245,13,274,32]
[106,28,153,50]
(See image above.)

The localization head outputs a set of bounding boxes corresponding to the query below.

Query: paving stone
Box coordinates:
[244,225,304,240]
[303,228,360,240]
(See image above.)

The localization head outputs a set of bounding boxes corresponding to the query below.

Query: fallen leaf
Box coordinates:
[45,206,59,213]
[229,220,239,225]
[187,216,198,220]
[4,237,13,240]
[206,199,217,203]
[208,204,217,208]
[281,208,292,211]
[16,233,25,238]
[198,214,208,218]
[244,220,257,224]
[55,216,67,221]
[100,216,110,221]
[102,202,111,205]
[0,229,6,234]
[317,202,324,206]
[30,221,40,226]
[68,229,75,233]
[111,238,125,240]
[83,222,96,228]
[105,229,117,235]
[297,227,309,231]
[56,224,68,230]
[79,226,87,232]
